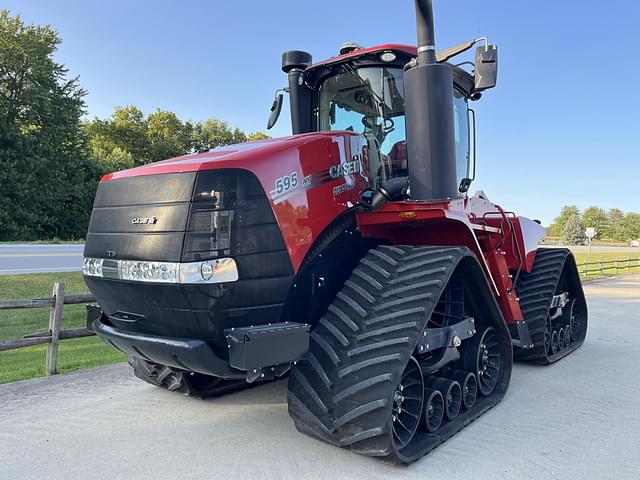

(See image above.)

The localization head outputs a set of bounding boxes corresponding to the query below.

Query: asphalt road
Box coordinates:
[1,275,638,479]
[0,244,84,275]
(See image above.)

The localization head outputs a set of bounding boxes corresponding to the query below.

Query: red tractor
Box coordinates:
[84,0,587,464]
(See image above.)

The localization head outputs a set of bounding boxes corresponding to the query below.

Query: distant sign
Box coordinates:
[585,227,596,239]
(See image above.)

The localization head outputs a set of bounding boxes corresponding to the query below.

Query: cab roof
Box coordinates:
[303,44,475,96]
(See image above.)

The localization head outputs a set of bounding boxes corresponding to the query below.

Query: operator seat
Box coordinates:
[387,141,408,177]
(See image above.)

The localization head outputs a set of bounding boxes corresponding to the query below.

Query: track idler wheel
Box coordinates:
[462,326,503,396]
[425,377,461,421]
[422,388,444,433]
[450,370,478,410]
[392,357,425,450]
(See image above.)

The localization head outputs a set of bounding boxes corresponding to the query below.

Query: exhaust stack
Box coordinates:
[405,0,458,201]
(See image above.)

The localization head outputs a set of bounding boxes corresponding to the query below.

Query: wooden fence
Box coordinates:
[578,257,640,278]
[0,282,95,375]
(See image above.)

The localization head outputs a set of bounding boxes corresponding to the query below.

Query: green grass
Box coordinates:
[0,272,125,384]
[572,252,640,279]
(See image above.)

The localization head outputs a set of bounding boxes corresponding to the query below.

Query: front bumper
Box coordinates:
[88,306,310,380]
[91,314,244,379]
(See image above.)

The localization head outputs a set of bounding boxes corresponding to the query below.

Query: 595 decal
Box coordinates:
[274,171,298,194]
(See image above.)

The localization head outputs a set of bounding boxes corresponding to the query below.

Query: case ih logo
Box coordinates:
[329,155,363,179]
[131,216,158,225]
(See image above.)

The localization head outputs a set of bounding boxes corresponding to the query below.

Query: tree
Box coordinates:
[607,208,625,241]
[620,212,640,241]
[0,10,96,240]
[83,105,151,167]
[191,118,245,151]
[547,205,580,237]
[247,131,271,142]
[561,214,586,245]
[147,109,192,162]
[582,206,607,239]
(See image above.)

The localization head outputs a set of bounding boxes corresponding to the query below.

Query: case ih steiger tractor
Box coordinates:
[83,0,587,464]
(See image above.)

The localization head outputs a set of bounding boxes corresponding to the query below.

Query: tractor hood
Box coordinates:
[100,132,347,183]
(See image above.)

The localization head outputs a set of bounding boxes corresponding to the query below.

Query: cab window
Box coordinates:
[318,65,470,193]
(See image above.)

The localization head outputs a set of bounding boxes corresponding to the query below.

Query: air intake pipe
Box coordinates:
[404,0,458,201]
[282,50,313,134]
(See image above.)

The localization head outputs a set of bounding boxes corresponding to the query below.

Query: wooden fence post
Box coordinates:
[46,282,65,376]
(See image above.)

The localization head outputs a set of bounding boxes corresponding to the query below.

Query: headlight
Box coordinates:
[82,257,103,277]
[82,257,238,284]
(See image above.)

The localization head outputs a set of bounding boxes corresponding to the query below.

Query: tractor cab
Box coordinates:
[269,43,494,195]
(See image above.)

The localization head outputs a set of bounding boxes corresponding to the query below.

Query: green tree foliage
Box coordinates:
[582,206,608,239]
[191,118,246,151]
[606,208,625,241]
[547,205,580,237]
[246,131,271,142]
[561,214,586,245]
[84,110,270,167]
[549,205,640,242]
[147,109,192,162]
[620,213,640,241]
[0,10,97,240]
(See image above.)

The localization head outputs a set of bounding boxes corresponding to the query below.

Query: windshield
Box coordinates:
[318,65,471,191]
[319,66,406,184]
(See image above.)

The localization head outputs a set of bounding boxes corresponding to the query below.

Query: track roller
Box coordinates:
[422,388,445,433]
[550,330,559,354]
[450,370,477,410]
[558,328,565,350]
[426,377,461,420]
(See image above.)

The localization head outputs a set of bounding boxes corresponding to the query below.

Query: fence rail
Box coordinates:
[578,257,640,278]
[0,283,95,375]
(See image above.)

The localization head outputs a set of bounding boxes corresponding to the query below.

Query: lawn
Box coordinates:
[0,272,126,384]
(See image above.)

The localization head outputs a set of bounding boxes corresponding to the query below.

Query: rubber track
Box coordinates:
[513,248,587,364]
[128,357,254,398]
[287,245,469,463]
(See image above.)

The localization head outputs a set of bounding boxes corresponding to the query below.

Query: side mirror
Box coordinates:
[474,44,498,91]
[267,90,285,130]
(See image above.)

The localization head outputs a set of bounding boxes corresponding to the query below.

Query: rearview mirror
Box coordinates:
[267,90,285,130]
[474,45,498,91]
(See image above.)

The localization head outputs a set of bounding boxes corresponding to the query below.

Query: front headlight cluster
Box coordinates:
[82,257,238,284]
[82,258,103,277]
[120,260,178,283]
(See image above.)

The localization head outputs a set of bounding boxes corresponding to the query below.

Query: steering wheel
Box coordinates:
[362,116,394,133]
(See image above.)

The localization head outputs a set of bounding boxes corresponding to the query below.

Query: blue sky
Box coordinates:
[4,0,639,225]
